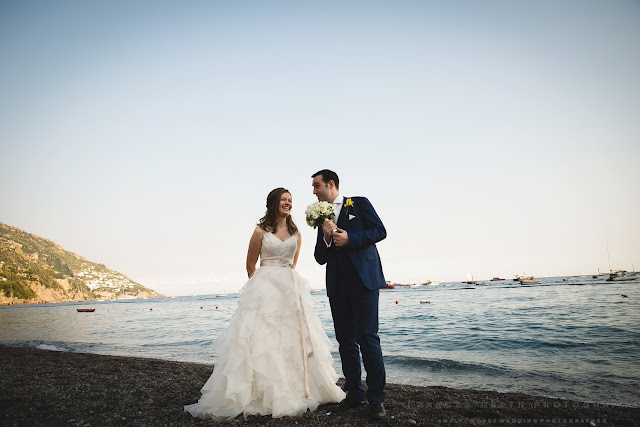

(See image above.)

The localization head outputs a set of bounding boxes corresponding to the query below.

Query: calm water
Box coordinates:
[1,277,639,407]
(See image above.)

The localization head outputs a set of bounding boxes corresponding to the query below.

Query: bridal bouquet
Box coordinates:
[305,201,335,228]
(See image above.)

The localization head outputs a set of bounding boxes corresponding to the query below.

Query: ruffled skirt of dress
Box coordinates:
[184,266,345,421]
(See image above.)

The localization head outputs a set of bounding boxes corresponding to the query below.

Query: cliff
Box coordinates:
[0,222,163,305]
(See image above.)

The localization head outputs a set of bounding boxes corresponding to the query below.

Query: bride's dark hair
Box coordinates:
[258,187,298,235]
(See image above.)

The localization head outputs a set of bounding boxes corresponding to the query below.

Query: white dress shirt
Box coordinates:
[331,194,343,225]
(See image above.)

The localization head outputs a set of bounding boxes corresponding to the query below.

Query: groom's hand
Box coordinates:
[333,228,349,247]
[322,220,336,242]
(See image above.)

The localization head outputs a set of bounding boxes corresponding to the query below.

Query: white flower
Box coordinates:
[305,201,335,228]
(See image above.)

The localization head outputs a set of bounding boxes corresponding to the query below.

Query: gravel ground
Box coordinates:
[1,345,637,426]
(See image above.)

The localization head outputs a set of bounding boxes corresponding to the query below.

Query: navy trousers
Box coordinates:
[329,250,386,404]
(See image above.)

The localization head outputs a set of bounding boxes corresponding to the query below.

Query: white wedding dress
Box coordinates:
[184,230,345,421]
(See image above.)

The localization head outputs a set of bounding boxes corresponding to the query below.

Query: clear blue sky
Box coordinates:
[1,0,638,296]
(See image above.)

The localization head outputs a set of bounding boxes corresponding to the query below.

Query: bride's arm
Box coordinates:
[293,233,302,268]
[246,227,263,278]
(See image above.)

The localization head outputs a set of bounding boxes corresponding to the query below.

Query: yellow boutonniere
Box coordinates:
[344,198,354,215]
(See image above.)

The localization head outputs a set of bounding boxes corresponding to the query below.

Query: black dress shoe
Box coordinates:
[329,398,364,413]
[369,402,386,419]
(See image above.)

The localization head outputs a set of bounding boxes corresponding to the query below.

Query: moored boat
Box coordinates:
[520,279,542,285]
[77,308,95,312]
[463,273,476,285]
[607,271,640,282]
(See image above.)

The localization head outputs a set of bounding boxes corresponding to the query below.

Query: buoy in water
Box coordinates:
[395,301,398,304]
[200,306,203,309]
[216,306,219,309]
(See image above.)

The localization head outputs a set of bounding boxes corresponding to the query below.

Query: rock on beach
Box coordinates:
[1,345,637,426]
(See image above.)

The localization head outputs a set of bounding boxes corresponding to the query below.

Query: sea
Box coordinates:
[1,276,639,407]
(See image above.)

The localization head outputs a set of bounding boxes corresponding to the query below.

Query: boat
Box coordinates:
[462,273,476,285]
[381,284,395,289]
[490,277,505,281]
[475,282,487,285]
[515,275,533,282]
[520,279,542,285]
[591,267,606,279]
[602,242,639,281]
[409,284,421,288]
[77,308,95,312]
[310,288,322,293]
[607,271,640,282]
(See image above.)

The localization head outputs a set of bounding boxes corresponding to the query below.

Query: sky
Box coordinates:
[1,0,639,296]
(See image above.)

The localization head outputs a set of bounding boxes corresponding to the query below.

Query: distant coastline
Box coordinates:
[0,222,163,305]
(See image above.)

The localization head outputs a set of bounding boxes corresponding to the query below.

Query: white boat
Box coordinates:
[607,271,639,282]
[409,284,421,288]
[520,279,542,285]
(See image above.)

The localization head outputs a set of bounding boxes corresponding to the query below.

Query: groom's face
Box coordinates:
[312,175,333,202]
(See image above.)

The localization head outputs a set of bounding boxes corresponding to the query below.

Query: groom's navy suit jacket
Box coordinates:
[314,196,386,296]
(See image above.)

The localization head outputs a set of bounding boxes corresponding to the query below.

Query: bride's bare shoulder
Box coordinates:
[252,226,265,239]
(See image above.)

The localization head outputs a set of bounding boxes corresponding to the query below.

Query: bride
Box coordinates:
[184,187,345,421]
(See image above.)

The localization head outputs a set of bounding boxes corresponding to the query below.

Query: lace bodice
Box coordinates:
[260,230,297,267]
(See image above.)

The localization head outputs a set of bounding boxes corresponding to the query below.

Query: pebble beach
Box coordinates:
[2,345,638,426]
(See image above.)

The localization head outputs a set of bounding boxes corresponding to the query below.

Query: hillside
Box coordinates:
[0,222,163,305]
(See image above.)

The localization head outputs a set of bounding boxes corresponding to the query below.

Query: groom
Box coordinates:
[312,169,387,419]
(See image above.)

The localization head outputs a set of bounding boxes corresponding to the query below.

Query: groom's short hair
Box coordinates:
[312,169,339,190]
